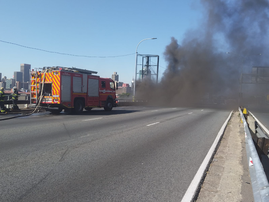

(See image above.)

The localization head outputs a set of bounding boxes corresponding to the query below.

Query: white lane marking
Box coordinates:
[181,111,233,202]
[83,117,103,121]
[151,110,159,112]
[79,134,92,138]
[146,122,160,127]
[188,112,193,114]
[201,109,204,111]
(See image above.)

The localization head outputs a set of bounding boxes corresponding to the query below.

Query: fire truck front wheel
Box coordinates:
[74,99,84,113]
[104,99,113,111]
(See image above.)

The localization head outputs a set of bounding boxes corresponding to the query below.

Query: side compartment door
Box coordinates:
[82,74,87,93]
[61,75,71,103]
[87,78,99,106]
[73,76,82,93]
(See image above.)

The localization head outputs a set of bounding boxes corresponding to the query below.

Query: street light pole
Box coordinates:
[133,38,157,100]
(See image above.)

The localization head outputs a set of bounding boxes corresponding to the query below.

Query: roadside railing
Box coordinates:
[239,107,269,202]
[250,113,269,159]
[3,94,30,105]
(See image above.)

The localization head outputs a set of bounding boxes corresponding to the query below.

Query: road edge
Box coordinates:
[181,111,233,202]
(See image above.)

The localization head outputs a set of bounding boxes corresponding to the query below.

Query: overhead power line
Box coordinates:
[0,39,135,58]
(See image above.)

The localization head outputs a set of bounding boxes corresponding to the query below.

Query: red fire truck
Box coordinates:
[30,66,117,114]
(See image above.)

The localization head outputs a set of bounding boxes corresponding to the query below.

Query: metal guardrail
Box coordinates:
[239,107,269,202]
[3,94,30,105]
[253,118,269,158]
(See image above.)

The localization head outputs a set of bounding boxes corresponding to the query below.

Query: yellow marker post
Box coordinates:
[242,108,248,121]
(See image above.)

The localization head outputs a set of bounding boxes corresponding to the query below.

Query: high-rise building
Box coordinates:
[112,72,119,82]
[2,76,6,82]
[14,71,23,83]
[15,81,22,90]
[0,82,5,89]
[0,73,2,81]
[20,63,31,83]
[5,78,15,90]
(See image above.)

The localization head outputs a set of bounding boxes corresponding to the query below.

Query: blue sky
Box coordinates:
[0,0,202,84]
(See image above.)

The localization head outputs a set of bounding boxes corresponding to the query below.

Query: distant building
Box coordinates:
[116,83,132,95]
[118,82,123,87]
[0,82,5,89]
[0,73,2,81]
[5,78,15,90]
[20,64,31,91]
[14,71,23,83]
[122,83,130,88]
[16,81,22,90]
[112,72,119,82]
[2,76,7,82]
[22,82,29,91]
[20,63,31,83]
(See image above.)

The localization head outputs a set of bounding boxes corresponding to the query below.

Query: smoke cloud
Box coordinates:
[136,0,269,108]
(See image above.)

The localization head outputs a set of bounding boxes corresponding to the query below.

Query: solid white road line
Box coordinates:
[83,117,103,121]
[146,122,160,127]
[188,112,193,115]
[181,111,233,202]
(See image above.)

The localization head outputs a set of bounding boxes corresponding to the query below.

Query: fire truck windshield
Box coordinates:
[110,81,115,90]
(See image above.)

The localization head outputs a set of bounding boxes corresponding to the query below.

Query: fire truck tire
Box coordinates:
[85,107,92,111]
[104,99,113,111]
[74,99,84,113]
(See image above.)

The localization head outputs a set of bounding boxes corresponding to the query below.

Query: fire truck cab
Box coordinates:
[31,66,117,114]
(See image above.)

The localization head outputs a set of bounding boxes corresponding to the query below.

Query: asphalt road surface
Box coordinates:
[0,106,230,202]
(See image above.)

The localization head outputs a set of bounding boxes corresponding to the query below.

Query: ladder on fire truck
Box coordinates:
[59,66,97,74]
[30,69,39,105]
[30,68,45,105]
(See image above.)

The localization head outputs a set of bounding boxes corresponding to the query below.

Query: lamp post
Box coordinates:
[133,38,157,100]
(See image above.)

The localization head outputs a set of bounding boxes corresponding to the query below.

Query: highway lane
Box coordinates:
[0,106,230,202]
[249,109,269,130]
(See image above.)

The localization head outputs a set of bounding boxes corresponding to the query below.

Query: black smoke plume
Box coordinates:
[136,0,269,108]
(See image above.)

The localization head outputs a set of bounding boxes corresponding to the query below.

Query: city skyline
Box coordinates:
[0,64,135,86]
[0,63,31,91]
[0,64,131,91]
